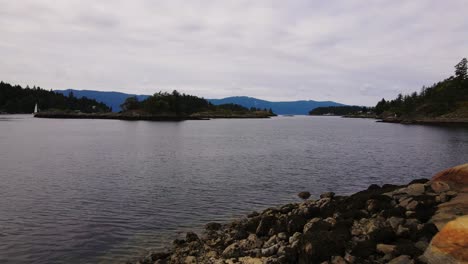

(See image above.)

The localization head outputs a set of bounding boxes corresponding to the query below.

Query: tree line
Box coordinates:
[120,90,274,116]
[309,106,372,116]
[374,58,467,117]
[309,58,468,117]
[0,81,111,113]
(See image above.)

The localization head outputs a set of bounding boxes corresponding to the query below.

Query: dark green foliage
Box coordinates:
[217,103,249,112]
[121,90,274,116]
[375,58,468,117]
[0,81,111,113]
[139,90,212,115]
[120,96,141,111]
[455,58,467,80]
[309,106,372,116]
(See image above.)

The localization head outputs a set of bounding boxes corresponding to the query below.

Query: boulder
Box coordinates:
[256,215,276,237]
[431,192,468,230]
[406,200,419,211]
[376,243,396,254]
[387,217,405,230]
[330,256,347,264]
[185,232,199,242]
[298,191,311,200]
[277,232,288,241]
[261,244,279,257]
[431,163,468,191]
[287,215,307,234]
[430,181,451,193]
[423,215,468,263]
[303,218,331,233]
[238,257,264,264]
[205,222,222,231]
[405,183,426,196]
[320,192,335,199]
[298,226,350,263]
[429,163,468,230]
[222,242,244,258]
[388,255,414,264]
[409,178,429,184]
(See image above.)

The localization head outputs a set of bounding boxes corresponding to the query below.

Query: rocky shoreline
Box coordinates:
[132,164,468,264]
[379,117,468,126]
[341,114,468,126]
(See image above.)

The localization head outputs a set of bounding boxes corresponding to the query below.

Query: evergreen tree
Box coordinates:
[455,58,467,80]
[120,96,140,111]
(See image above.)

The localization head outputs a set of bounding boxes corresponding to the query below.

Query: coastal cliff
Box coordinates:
[132,164,468,264]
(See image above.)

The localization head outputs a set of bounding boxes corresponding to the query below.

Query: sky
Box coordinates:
[0,1,467,105]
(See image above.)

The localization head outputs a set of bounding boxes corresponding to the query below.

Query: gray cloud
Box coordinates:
[0,0,467,105]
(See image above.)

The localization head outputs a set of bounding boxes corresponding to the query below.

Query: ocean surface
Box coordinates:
[0,115,467,263]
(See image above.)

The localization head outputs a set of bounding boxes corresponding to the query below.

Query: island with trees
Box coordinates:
[109,90,276,120]
[309,58,468,124]
[0,81,275,120]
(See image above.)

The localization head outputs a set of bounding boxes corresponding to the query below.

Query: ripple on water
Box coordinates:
[0,116,467,263]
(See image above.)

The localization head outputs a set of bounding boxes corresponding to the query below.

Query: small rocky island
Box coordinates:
[132,164,468,264]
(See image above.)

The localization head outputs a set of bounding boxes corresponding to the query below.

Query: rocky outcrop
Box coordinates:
[132,164,468,264]
[423,216,468,264]
[422,164,468,264]
[431,163,468,191]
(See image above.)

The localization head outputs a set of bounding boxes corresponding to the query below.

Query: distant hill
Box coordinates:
[375,57,468,122]
[208,96,345,115]
[56,89,149,112]
[55,90,345,114]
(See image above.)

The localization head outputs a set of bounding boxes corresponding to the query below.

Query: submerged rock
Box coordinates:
[298,191,311,200]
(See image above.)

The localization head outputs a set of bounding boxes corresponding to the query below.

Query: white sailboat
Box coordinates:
[33,103,38,114]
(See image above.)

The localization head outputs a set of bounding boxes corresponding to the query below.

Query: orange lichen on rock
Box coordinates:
[424,216,468,263]
[431,163,468,191]
[425,163,468,263]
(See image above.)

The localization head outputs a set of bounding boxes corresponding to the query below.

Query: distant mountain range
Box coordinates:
[208,96,345,115]
[55,89,345,115]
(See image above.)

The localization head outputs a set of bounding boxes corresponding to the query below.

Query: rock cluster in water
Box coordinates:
[133,164,468,264]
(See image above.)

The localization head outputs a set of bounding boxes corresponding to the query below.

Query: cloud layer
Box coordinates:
[1,0,467,105]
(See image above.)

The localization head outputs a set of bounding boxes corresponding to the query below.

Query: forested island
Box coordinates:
[309,58,468,124]
[0,81,110,113]
[0,81,275,120]
[117,91,275,119]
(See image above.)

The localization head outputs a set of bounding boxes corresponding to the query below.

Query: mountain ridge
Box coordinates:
[55,90,346,115]
[208,96,345,115]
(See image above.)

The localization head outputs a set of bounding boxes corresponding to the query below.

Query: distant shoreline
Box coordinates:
[33,112,273,121]
[378,117,468,126]
[339,114,468,126]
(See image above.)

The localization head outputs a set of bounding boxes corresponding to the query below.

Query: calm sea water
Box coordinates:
[0,115,467,263]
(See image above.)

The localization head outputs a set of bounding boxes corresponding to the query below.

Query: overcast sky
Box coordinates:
[1,1,467,105]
